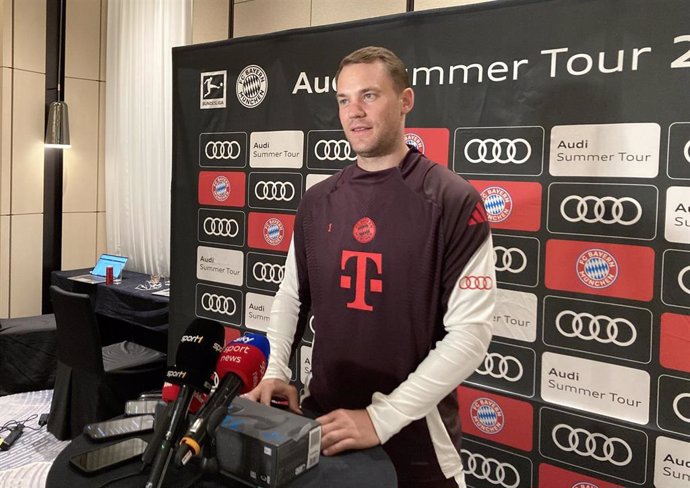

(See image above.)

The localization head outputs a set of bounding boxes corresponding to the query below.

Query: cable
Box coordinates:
[0,414,40,434]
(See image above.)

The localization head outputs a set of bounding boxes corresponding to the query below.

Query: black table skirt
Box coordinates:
[51,269,169,351]
[0,315,57,395]
[47,432,397,488]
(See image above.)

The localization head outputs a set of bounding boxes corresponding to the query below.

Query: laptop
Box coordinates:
[69,254,128,284]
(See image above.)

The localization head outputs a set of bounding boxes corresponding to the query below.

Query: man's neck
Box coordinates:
[356,143,410,172]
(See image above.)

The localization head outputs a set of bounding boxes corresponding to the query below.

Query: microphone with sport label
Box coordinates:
[174,333,270,467]
[140,382,209,469]
[144,318,224,488]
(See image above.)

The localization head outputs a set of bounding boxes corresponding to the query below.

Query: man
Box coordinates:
[246,46,495,488]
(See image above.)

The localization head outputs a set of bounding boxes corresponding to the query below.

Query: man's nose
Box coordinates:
[346,101,365,118]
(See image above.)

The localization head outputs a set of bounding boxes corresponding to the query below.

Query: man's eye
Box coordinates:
[337,99,348,106]
[363,93,375,101]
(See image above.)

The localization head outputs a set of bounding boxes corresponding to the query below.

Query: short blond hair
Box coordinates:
[335,46,410,93]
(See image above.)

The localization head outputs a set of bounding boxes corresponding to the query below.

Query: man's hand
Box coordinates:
[317,409,380,456]
[243,378,302,414]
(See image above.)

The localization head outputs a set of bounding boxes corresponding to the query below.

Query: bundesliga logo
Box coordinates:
[200,70,226,109]
[470,397,505,435]
[236,65,268,108]
[263,218,285,246]
[576,248,618,289]
[480,186,512,223]
[212,176,230,201]
[353,217,376,244]
[404,132,425,153]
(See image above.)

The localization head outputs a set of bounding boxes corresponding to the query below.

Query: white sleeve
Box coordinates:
[264,237,301,383]
[366,235,495,444]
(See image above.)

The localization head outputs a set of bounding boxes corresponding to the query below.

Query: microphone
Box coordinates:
[175,333,270,466]
[141,382,209,468]
[162,382,209,413]
[144,319,224,488]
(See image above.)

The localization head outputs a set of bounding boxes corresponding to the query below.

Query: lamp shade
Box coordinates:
[45,101,70,148]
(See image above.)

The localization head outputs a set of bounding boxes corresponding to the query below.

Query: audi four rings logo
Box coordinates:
[678,265,690,295]
[461,450,520,488]
[464,138,532,164]
[254,181,296,201]
[685,140,690,163]
[560,195,642,225]
[200,293,237,316]
[494,246,527,273]
[555,310,637,347]
[314,140,356,161]
[476,353,523,382]
[673,393,690,422]
[205,140,241,160]
[203,217,239,237]
[551,424,633,466]
[459,275,494,290]
[252,262,285,284]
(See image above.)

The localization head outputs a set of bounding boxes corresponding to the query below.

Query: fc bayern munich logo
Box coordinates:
[470,397,504,435]
[572,483,599,488]
[236,65,268,108]
[404,132,425,153]
[353,217,376,244]
[212,176,230,201]
[480,186,512,223]
[576,248,618,289]
[263,218,285,246]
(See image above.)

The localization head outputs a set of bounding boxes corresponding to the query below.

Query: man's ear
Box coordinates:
[400,87,414,115]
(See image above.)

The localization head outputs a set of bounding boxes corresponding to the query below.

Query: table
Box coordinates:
[0,315,57,395]
[46,431,397,488]
[51,269,170,352]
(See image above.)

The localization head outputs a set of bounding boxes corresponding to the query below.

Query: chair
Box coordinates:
[47,285,167,440]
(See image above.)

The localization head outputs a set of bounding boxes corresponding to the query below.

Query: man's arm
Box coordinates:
[245,237,308,413]
[263,237,302,382]
[366,235,495,443]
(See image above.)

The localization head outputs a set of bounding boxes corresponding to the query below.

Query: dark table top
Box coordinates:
[51,269,170,328]
[46,431,397,488]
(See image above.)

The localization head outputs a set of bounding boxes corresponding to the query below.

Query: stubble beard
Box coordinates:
[349,127,400,160]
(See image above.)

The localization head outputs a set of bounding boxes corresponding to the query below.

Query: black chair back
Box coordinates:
[49,285,104,373]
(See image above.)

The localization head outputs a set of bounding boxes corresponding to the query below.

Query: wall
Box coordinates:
[0,0,106,318]
[192,0,493,42]
[0,0,47,318]
[60,0,107,271]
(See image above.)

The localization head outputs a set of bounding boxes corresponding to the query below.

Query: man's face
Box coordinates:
[336,61,412,159]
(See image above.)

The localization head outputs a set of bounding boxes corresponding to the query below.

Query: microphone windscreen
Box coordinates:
[215,335,269,393]
[161,382,207,413]
[168,318,224,390]
[240,332,271,360]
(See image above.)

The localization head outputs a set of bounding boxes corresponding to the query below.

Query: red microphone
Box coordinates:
[162,382,208,413]
[174,334,269,466]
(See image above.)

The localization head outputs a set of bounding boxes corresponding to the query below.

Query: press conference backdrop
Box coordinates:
[170,0,690,486]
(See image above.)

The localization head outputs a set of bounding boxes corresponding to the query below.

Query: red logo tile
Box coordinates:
[539,463,624,488]
[458,385,533,451]
[198,171,246,207]
[545,239,654,301]
[247,212,295,253]
[404,128,449,167]
[661,313,690,373]
[470,180,542,231]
